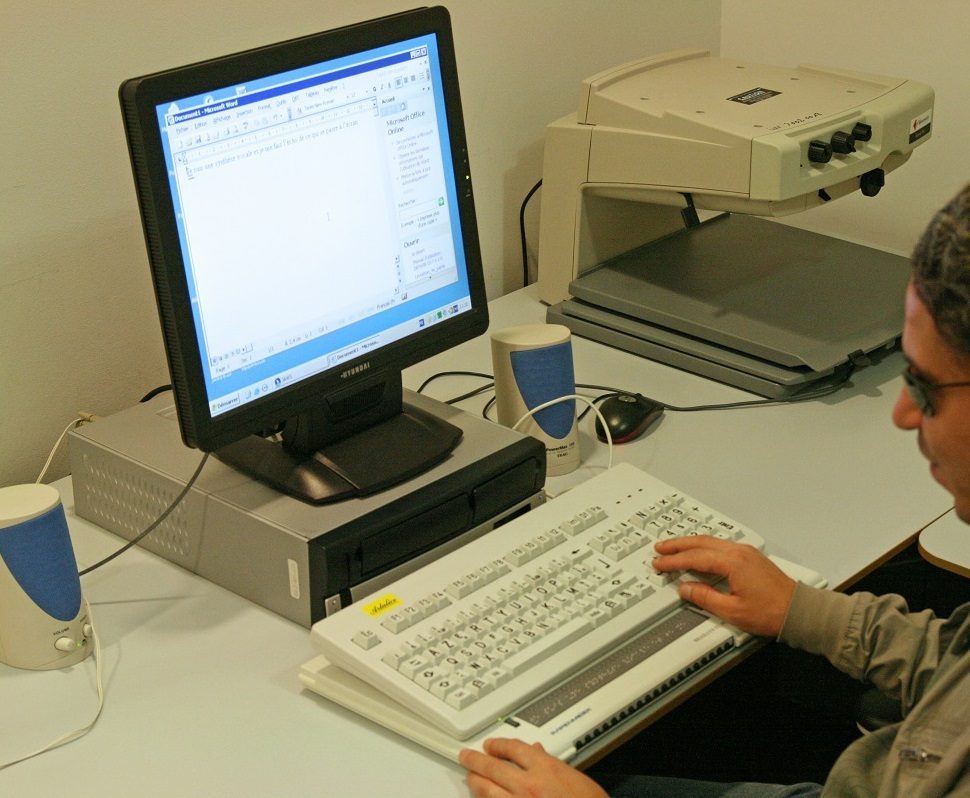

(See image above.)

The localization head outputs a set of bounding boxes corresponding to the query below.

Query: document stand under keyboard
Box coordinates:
[300,463,826,762]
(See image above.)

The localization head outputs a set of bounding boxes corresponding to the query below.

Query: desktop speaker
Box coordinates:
[0,484,91,670]
[491,323,580,476]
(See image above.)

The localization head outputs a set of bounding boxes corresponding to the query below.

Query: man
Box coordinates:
[459,182,970,797]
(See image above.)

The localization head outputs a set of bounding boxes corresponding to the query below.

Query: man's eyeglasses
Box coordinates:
[901,368,970,416]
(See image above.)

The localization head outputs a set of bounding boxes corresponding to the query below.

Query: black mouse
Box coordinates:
[595,394,664,443]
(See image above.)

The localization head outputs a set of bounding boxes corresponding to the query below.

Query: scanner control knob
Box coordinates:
[830,130,856,154]
[808,140,832,163]
[860,168,885,197]
[852,122,873,142]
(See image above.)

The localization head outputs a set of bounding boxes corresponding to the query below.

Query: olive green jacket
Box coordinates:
[781,584,970,797]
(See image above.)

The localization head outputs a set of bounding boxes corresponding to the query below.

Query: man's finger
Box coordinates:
[482,737,546,769]
[654,535,733,555]
[678,581,735,617]
[460,746,518,784]
[652,546,730,578]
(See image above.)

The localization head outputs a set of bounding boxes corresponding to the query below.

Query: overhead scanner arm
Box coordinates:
[536,49,934,305]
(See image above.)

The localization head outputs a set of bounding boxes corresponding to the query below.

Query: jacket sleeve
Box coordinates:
[779,584,953,714]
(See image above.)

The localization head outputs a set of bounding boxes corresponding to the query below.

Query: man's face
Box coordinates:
[893,283,970,521]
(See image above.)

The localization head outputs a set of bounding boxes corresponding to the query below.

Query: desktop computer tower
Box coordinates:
[68,391,545,626]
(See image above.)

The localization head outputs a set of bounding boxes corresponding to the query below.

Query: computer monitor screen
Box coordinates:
[120,7,488,503]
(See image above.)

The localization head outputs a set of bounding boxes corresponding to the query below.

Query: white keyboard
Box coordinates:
[306,463,823,744]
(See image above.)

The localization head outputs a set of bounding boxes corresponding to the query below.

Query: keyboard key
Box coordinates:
[603,543,625,561]
[628,510,653,529]
[352,630,381,650]
[584,607,610,627]
[446,577,474,599]
[714,520,742,539]
[577,510,598,529]
[522,539,542,559]
[381,612,413,633]
[646,569,675,587]
[501,617,593,675]
[400,655,431,678]
[430,677,459,699]
[416,597,439,617]
[414,666,444,689]
[627,579,653,600]
[445,687,476,710]
[629,529,651,549]
[603,572,636,595]
[645,520,666,538]
[466,677,494,700]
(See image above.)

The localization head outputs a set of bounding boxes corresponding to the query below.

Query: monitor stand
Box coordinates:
[215,375,462,505]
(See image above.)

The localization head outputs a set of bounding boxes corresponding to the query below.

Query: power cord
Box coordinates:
[34,385,172,485]
[519,179,542,287]
[512,393,614,470]
[29,382,206,578]
[6,382,185,771]
[53,383,203,577]
[478,383,624,424]
[416,371,494,404]
[139,384,173,402]
[416,370,853,416]
[0,607,104,771]
[35,413,100,484]
[78,452,209,577]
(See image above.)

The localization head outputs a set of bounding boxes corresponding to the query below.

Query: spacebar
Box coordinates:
[501,618,594,676]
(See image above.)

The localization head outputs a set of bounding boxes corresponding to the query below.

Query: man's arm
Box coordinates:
[459,538,800,797]
[654,536,955,711]
[780,584,957,711]
[652,535,797,637]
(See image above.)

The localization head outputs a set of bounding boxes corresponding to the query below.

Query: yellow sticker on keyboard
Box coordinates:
[362,594,401,618]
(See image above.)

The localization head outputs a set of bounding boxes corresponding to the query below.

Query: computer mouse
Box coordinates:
[594,394,664,444]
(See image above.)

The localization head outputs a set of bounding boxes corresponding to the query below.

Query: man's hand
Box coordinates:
[653,536,796,637]
[459,738,609,798]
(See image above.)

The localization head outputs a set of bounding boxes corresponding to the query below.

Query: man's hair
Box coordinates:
[911,182,970,356]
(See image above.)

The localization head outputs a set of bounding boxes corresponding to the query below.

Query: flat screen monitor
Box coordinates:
[119,6,488,503]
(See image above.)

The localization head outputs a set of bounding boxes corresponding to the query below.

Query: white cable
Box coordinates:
[0,609,105,771]
[35,416,86,484]
[512,393,614,470]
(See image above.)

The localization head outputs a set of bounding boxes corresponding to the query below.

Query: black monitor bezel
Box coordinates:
[119,6,488,454]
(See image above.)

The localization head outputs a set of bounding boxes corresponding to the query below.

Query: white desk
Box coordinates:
[409,286,954,590]
[919,509,969,578]
[1,286,954,796]
[1,480,472,796]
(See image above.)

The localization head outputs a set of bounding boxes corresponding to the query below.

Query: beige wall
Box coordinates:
[6,2,967,488]
[721,0,970,255]
[0,1,721,485]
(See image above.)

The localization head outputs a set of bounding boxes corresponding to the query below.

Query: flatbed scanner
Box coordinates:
[538,49,934,397]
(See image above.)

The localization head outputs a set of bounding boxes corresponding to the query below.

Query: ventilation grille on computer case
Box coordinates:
[72,450,203,567]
